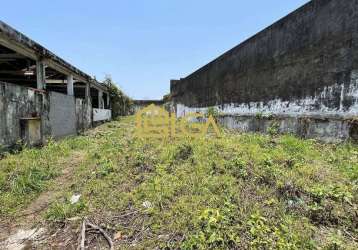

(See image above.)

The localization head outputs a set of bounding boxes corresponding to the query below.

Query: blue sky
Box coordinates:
[1,0,309,99]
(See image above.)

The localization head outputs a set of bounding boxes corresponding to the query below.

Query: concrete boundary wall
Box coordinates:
[171,0,358,109]
[171,0,358,142]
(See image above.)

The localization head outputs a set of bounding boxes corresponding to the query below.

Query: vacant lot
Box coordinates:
[0,116,357,249]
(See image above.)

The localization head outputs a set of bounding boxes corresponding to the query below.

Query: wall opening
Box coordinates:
[91,88,99,108]
[0,44,37,88]
[349,121,358,142]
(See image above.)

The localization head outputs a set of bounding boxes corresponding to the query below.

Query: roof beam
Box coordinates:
[0,36,37,60]
[44,58,88,83]
[0,23,109,93]
[0,70,25,75]
[0,53,27,59]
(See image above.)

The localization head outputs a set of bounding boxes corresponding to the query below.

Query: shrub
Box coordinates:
[268,121,280,136]
[181,204,241,249]
[174,143,193,161]
[206,107,220,121]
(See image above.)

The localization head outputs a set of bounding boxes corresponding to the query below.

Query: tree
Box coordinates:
[103,76,133,118]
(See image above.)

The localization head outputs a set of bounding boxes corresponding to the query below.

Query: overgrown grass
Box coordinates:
[0,116,357,249]
[0,137,90,216]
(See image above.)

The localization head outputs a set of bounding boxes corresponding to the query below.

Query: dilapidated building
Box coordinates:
[171,0,358,142]
[0,21,111,148]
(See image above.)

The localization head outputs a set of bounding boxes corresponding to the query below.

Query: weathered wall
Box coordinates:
[0,82,50,147]
[171,0,358,114]
[218,114,357,143]
[171,0,358,141]
[0,82,94,148]
[49,92,77,138]
[93,108,112,122]
[76,99,92,132]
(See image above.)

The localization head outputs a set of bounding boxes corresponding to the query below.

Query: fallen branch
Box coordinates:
[343,228,357,242]
[86,222,113,250]
[113,210,139,219]
[80,220,86,250]
[78,219,113,250]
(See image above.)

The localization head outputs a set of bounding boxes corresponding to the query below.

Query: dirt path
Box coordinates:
[0,151,86,249]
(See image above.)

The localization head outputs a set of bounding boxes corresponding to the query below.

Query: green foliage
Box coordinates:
[174,143,193,161]
[206,107,220,120]
[96,158,115,178]
[163,93,172,102]
[268,121,280,135]
[256,112,274,120]
[0,171,6,190]
[224,156,248,179]
[46,197,86,222]
[309,184,353,203]
[324,231,346,250]
[0,136,85,216]
[0,116,357,249]
[10,166,57,194]
[247,212,304,250]
[182,203,241,249]
[255,112,264,119]
[104,75,133,118]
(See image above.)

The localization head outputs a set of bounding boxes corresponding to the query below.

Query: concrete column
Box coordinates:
[98,90,103,109]
[106,93,110,108]
[85,83,90,103]
[67,75,74,96]
[36,60,46,90]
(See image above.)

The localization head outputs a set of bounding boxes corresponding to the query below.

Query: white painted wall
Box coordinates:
[176,82,358,118]
[93,108,111,121]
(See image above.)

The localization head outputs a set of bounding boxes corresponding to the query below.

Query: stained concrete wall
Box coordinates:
[171,0,358,142]
[172,0,358,111]
[76,99,92,132]
[218,115,357,143]
[0,82,93,148]
[0,82,50,147]
[49,92,77,138]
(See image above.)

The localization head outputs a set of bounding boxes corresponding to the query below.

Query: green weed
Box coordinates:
[0,116,357,249]
[46,197,86,222]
